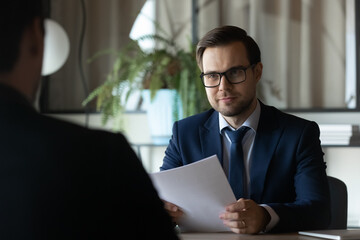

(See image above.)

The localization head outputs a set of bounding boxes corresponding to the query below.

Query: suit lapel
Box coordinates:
[250,103,282,202]
[199,111,223,165]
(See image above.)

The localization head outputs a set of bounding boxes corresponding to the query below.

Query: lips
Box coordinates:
[219,96,236,103]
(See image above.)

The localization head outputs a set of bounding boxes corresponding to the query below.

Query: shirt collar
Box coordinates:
[219,99,261,133]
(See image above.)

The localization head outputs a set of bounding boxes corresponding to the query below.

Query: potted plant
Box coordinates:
[82,33,210,139]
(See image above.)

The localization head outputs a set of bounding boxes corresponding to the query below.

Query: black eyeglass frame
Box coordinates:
[200,64,256,88]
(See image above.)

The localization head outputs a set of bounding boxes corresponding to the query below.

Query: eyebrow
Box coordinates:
[203,65,247,74]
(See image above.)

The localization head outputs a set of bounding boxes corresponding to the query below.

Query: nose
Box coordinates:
[218,74,231,91]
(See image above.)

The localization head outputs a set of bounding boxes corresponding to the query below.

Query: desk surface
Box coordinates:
[179,232,319,240]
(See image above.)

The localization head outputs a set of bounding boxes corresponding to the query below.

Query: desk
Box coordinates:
[179,232,319,240]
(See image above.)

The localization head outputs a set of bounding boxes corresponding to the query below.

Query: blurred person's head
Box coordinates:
[0,0,45,102]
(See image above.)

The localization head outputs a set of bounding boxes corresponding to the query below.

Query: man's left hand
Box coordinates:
[219,198,270,234]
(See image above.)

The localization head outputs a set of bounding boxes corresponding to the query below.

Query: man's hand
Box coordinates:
[163,200,183,224]
[219,198,270,234]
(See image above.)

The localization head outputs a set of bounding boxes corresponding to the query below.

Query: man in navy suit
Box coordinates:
[0,1,178,239]
[161,26,330,234]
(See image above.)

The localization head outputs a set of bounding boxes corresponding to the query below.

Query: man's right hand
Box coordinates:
[163,200,183,224]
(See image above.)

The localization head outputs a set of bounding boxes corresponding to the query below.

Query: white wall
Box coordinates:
[50,111,360,228]
[324,147,360,227]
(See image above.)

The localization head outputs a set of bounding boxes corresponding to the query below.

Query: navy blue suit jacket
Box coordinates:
[161,101,330,232]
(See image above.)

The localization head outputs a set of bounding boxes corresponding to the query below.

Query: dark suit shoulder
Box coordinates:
[176,108,215,127]
[35,113,129,148]
[257,103,322,150]
[261,103,317,127]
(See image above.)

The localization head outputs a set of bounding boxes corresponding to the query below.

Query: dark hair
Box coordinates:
[0,0,45,73]
[196,25,261,71]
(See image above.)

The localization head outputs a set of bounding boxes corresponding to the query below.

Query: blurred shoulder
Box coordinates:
[38,114,130,148]
[261,102,317,125]
[177,108,216,126]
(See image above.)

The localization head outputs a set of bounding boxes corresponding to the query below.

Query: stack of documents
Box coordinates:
[319,124,354,146]
[150,155,235,232]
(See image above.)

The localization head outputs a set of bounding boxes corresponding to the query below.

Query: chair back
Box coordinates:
[327,176,348,229]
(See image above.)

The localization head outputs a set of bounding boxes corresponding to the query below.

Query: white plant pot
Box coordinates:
[142,89,183,144]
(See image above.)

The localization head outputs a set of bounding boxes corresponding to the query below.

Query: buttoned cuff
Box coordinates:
[260,204,280,232]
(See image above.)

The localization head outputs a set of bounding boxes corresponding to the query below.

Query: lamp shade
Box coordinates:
[41,19,70,76]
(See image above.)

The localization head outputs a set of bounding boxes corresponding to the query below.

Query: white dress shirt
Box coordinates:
[219,100,279,231]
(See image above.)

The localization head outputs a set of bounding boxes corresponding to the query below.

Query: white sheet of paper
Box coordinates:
[150,155,236,232]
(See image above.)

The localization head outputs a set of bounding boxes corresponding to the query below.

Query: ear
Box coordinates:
[253,62,263,83]
[27,17,44,57]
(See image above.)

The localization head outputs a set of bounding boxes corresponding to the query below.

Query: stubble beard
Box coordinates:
[213,97,253,117]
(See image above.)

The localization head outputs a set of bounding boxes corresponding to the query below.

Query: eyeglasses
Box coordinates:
[200,64,256,88]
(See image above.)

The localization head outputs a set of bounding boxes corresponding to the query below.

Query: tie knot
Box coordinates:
[225,126,250,143]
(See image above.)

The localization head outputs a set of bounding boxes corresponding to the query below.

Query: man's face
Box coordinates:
[202,41,261,119]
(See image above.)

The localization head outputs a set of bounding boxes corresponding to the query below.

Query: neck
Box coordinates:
[0,72,38,104]
[223,99,258,129]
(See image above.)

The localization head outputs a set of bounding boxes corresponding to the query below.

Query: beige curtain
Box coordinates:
[45,0,146,111]
[196,0,347,109]
[45,0,349,111]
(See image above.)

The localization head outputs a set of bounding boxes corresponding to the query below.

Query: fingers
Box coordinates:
[163,200,179,212]
[221,215,256,234]
[219,202,248,234]
[221,218,247,234]
[226,198,250,212]
[219,211,245,221]
[163,200,183,222]
[220,198,249,221]
[221,218,247,229]
[219,210,248,233]
[220,199,266,234]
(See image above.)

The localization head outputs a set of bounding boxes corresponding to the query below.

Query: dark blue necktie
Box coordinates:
[225,126,250,200]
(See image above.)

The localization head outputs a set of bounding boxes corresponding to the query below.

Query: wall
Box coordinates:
[50,111,360,227]
[325,147,360,227]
